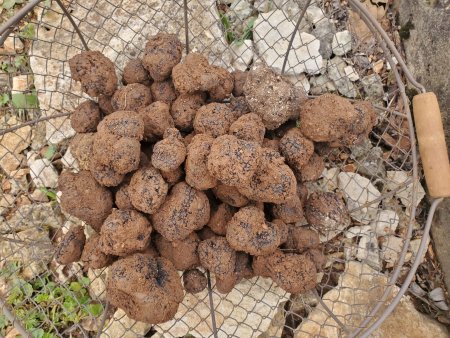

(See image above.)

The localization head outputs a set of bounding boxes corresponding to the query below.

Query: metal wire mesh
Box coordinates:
[0,0,429,337]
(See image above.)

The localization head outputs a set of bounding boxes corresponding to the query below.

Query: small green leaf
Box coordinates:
[34,293,49,304]
[39,187,57,201]
[87,303,103,317]
[69,282,82,292]
[2,0,17,10]
[14,55,27,68]
[80,276,90,286]
[44,144,57,160]
[22,282,34,297]
[0,314,9,330]
[0,93,9,106]
[11,93,39,109]
[31,328,45,338]
[19,23,35,40]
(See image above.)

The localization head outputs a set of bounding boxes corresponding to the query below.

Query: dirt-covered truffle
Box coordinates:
[155,232,200,270]
[271,194,304,224]
[298,153,325,182]
[291,227,320,252]
[299,94,377,147]
[235,252,254,280]
[232,70,247,97]
[70,133,94,171]
[198,236,236,277]
[183,269,207,294]
[216,273,237,294]
[243,65,307,130]
[228,96,251,117]
[212,183,249,207]
[197,226,217,241]
[262,138,280,152]
[58,171,113,232]
[97,110,144,139]
[185,134,217,190]
[69,51,118,97]
[122,58,151,86]
[226,206,284,256]
[129,166,168,214]
[229,113,265,145]
[55,225,86,265]
[171,93,205,131]
[207,135,261,187]
[305,248,326,271]
[111,83,152,111]
[161,167,184,185]
[208,203,236,235]
[71,101,101,133]
[238,148,296,203]
[98,95,114,115]
[115,181,133,209]
[99,209,152,256]
[194,103,236,137]
[252,254,271,278]
[279,128,314,169]
[305,191,351,233]
[142,33,182,82]
[137,101,174,141]
[151,128,186,172]
[81,234,113,269]
[90,157,125,187]
[107,254,184,324]
[152,182,210,241]
[150,79,177,106]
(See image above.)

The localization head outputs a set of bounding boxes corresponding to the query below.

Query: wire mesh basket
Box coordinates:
[0,0,449,337]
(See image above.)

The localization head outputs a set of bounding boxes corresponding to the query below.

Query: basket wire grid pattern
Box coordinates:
[0,0,440,337]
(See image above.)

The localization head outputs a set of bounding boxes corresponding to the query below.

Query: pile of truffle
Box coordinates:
[55,33,377,324]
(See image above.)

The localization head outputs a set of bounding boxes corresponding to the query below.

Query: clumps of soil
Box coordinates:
[81,234,113,269]
[244,64,307,130]
[183,269,207,294]
[99,209,152,256]
[107,254,184,324]
[111,83,152,111]
[70,101,101,133]
[69,51,118,97]
[55,225,86,265]
[122,58,152,86]
[229,113,265,144]
[151,128,186,172]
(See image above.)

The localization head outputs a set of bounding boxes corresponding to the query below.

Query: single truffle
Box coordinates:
[197,226,217,241]
[207,135,261,187]
[122,58,151,86]
[215,273,238,294]
[227,96,251,116]
[97,110,144,140]
[115,181,133,209]
[69,51,118,97]
[111,83,152,111]
[298,152,325,182]
[271,194,304,224]
[235,251,254,280]
[107,254,184,324]
[212,183,249,207]
[226,206,284,256]
[208,203,236,235]
[194,103,236,138]
[243,65,307,129]
[183,269,207,294]
[185,133,217,190]
[142,33,182,81]
[81,234,113,269]
[155,232,200,270]
[229,113,265,145]
[137,101,174,141]
[70,100,101,133]
[99,209,152,256]
[232,70,248,97]
[90,157,125,187]
[279,128,314,169]
[305,191,351,233]
[150,79,177,106]
[262,138,280,152]
[291,227,320,252]
[160,167,184,185]
[305,248,327,271]
[152,182,210,241]
[55,225,86,265]
[58,171,113,232]
[198,236,236,277]
[151,128,186,172]
[171,93,205,131]
[98,95,114,115]
[70,133,94,171]
[129,166,168,214]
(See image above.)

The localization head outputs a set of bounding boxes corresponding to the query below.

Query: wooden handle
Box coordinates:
[413,92,450,198]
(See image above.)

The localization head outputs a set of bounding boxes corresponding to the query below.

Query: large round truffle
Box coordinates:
[58,171,113,232]
[185,134,217,190]
[122,58,151,86]
[81,234,113,269]
[151,128,186,172]
[137,101,174,141]
[69,51,118,97]
[106,254,184,324]
[193,103,236,138]
[207,135,261,187]
[111,83,152,111]
[226,206,284,256]
[129,166,168,214]
[305,191,351,233]
[212,183,249,207]
[150,79,177,106]
[171,93,205,131]
[55,225,86,265]
[229,113,265,144]
[208,203,236,236]
[152,182,210,241]
[97,110,144,140]
[142,33,182,81]
[70,101,101,133]
[155,232,200,270]
[198,236,236,277]
[183,269,207,294]
[99,209,152,256]
[279,128,314,169]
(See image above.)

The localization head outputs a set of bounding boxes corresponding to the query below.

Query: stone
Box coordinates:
[45,118,77,145]
[88,268,108,301]
[309,74,336,95]
[0,227,55,280]
[319,167,339,191]
[371,209,399,236]
[296,261,449,337]
[345,225,372,239]
[348,1,386,45]
[357,233,381,270]
[373,59,384,74]
[253,10,323,75]
[361,73,384,103]
[350,138,373,159]
[30,189,49,202]
[332,30,352,56]
[344,65,359,81]
[8,169,29,195]
[29,158,59,188]
[409,238,428,265]
[386,171,425,213]
[12,75,32,94]
[354,146,386,179]
[338,172,381,224]
[155,275,289,337]
[228,0,253,23]
[429,288,445,302]
[327,56,357,98]
[61,147,79,171]
[0,194,15,216]
[102,308,151,338]
[231,39,254,71]
[1,202,62,234]
[285,73,310,93]
[3,35,24,53]
[0,118,32,174]
[306,6,335,60]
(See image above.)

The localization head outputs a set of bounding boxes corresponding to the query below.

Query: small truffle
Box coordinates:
[232,70,248,97]
[279,128,314,169]
[81,234,113,269]
[155,232,200,270]
[98,95,114,115]
[151,128,186,172]
[208,203,236,235]
[111,83,152,111]
[183,269,207,294]
[185,134,217,190]
[122,58,151,86]
[271,194,304,224]
[198,237,236,277]
[97,110,144,140]
[229,113,265,145]
[193,103,236,138]
[70,133,94,171]
[171,93,205,131]
[55,225,86,265]
[137,101,174,141]
[298,153,325,182]
[150,79,177,106]
[90,157,125,187]
[115,181,133,210]
[70,101,101,133]
[212,183,249,207]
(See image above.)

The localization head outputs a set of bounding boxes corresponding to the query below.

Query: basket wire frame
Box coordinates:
[0,0,441,337]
